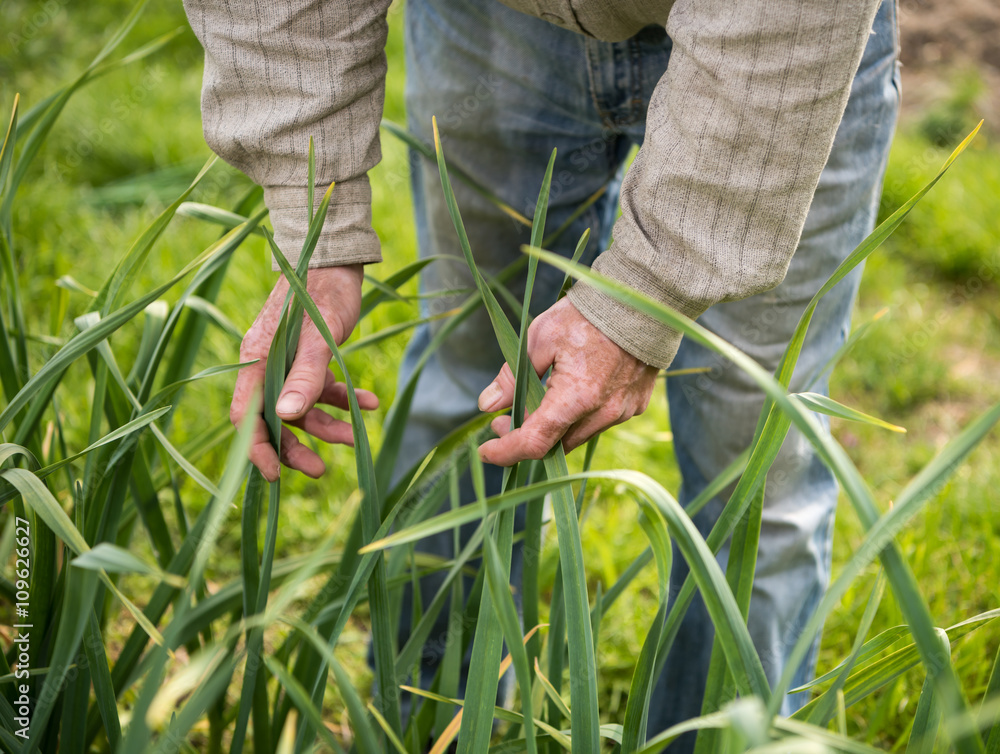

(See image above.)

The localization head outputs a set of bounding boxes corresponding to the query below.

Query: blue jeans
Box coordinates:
[393,0,899,746]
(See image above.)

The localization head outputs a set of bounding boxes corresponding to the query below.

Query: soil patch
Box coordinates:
[898,0,1000,124]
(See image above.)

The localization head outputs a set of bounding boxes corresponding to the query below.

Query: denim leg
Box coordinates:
[647,0,900,747]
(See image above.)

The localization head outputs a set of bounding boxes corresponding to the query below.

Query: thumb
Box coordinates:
[479,362,516,412]
[478,325,557,413]
[276,329,332,420]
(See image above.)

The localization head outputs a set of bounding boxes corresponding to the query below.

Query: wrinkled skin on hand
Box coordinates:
[231,264,379,481]
[477,296,659,466]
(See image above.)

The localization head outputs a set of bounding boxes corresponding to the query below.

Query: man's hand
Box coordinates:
[231,264,379,482]
[477,297,659,466]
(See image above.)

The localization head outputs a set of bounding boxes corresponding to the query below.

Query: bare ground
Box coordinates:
[897,0,1000,123]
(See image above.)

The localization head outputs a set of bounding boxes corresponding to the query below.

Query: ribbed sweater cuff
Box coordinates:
[265,176,382,270]
[566,251,705,370]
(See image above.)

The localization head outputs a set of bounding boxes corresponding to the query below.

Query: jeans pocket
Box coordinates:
[499,0,590,35]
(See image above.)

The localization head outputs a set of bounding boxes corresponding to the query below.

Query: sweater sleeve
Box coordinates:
[567,0,883,369]
[183,0,392,268]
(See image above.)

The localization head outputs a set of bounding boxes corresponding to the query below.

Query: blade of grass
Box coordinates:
[359,256,444,319]
[84,611,122,751]
[264,656,346,754]
[983,639,1000,753]
[791,610,999,720]
[620,505,674,753]
[794,392,906,433]
[484,533,537,754]
[803,569,888,726]
[71,542,184,587]
[790,626,909,693]
[433,117,600,753]
[776,401,1000,713]
[0,95,17,193]
[381,119,530,227]
[511,148,556,434]
[693,482,764,754]
[534,658,571,720]
[1,0,153,232]
[459,444,515,754]
[364,468,771,700]
[176,202,268,235]
[94,157,218,315]
[772,717,888,754]
[280,615,383,754]
[157,186,264,392]
[906,631,949,754]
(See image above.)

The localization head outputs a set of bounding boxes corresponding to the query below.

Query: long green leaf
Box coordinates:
[381,119,530,227]
[359,256,443,319]
[264,656,345,754]
[71,542,184,587]
[511,148,556,432]
[432,117,600,753]
[795,392,905,433]
[792,610,999,720]
[84,611,122,751]
[803,570,887,725]
[281,616,384,753]
[620,506,673,753]
[906,631,949,754]
[365,467,771,700]
[694,482,764,754]
[484,533,537,754]
[776,401,1000,708]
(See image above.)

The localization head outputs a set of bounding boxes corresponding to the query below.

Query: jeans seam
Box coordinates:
[584,37,614,125]
[628,34,645,125]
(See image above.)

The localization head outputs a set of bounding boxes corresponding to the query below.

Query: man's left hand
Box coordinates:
[477,297,659,466]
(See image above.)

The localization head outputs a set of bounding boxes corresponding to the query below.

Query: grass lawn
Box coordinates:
[3,0,998,749]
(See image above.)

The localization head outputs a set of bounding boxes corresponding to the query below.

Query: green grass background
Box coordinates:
[2,0,999,748]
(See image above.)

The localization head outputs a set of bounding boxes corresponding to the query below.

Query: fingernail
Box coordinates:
[478,381,502,411]
[276,391,305,416]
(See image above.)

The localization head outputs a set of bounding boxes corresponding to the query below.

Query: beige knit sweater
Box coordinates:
[183,0,883,368]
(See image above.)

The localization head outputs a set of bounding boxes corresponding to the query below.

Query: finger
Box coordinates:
[560,405,628,453]
[233,365,281,481]
[246,416,281,482]
[477,331,557,413]
[286,408,356,446]
[277,328,332,420]
[490,413,513,438]
[479,363,515,412]
[317,371,379,411]
[279,426,326,479]
[478,388,588,466]
[231,359,267,426]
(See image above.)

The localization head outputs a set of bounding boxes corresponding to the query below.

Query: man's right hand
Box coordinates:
[231,264,379,482]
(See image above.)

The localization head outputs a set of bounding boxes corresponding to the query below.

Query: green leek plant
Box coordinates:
[1,4,998,751]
